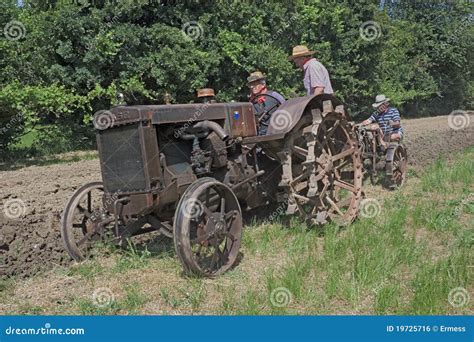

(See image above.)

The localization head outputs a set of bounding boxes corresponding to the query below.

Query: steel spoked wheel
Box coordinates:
[61,182,114,261]
[173,177,242,277]
[316,112,363,225]
[283,109,363,226]
[389,144,408,188]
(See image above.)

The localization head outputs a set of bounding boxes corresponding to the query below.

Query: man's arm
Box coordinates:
[270,91,286,103]
[311,87,324,95]
[390,109,401,128]
[309,64,326,95]
[362,112,377,125]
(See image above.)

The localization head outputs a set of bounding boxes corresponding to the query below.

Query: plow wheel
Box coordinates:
[173,177,242,277]
[61,182,115,261]
[386,143,408,189]
[279,103,363,226]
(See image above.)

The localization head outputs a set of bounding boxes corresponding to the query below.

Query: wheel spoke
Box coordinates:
[76,231,94,247]
[219,198,226,220]
[333,179,358,193]
[87,192,92,213]
[326,120,340,138]
[292,145,308,159]
[331,147,355,162]
[205,188,210,206]
[201,205,215,218]
[77,205,92,218]
[335,159,349,170]
[325,195,344,216]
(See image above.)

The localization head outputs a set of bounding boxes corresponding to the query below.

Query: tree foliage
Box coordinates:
[0,0,472,154]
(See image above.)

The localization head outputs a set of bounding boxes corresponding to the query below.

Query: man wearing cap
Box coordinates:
[247,71,285,135]
[289,45,334,96]
[196,88,216,104]
[362,94,404,145]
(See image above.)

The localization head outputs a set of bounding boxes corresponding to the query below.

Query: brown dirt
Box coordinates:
[0,114,473,279]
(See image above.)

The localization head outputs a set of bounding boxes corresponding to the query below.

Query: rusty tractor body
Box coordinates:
[354,124,408,189]
[61,94,363,276]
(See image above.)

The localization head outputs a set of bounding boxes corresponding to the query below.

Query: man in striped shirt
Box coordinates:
[362,94,404,146]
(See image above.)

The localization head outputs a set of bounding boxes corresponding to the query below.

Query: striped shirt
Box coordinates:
[369,107,403,136]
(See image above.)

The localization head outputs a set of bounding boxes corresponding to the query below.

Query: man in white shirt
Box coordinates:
[288,45,334,96]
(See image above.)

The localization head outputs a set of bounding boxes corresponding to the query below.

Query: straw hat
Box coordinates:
[372,94,390,108]
[197,88,215,98]
[247,71,266,85]
[288,45,315,60]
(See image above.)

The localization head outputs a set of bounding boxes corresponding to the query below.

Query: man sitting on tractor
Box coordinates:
[361,94,404,147]
[196,88,217,104]
[247,71,285,135]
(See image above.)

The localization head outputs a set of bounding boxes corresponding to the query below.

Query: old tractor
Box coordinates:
[354,122,408,189]
[61,94,363,277]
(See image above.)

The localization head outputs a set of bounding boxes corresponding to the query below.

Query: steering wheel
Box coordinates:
[250,93,283,124]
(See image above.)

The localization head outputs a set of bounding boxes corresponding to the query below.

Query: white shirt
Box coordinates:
[303,58,334,95]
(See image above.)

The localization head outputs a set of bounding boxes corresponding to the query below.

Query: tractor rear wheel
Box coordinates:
[278,101,363,226]
[386,143,408,189]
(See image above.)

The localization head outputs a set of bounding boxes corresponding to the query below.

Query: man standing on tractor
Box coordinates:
[361,94,404,146]
[288,45,334,96]
[247,71,285,135]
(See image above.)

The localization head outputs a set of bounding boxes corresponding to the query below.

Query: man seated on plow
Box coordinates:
[247,71,285,135]
[361,94,404,148]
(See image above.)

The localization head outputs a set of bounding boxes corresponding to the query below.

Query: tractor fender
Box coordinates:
[266,94,346,135]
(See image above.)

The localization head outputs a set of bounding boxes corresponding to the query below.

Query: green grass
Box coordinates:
[2,147,473,315]
[112,242,152,273]
[0,149,98,170]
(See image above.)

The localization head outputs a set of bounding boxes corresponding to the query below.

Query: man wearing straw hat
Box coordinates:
[288,45,334,96]
[362,94,404,146]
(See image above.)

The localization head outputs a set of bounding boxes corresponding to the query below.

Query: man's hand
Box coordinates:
[361,119,372,125]
[312,87,324,95]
